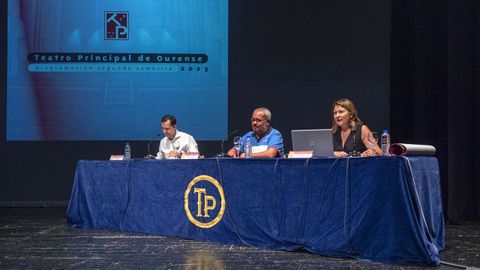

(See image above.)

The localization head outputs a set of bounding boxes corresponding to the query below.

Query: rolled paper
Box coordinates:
[389,143,436,156]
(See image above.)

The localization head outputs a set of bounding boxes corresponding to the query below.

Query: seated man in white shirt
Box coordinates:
[156,115,198,159]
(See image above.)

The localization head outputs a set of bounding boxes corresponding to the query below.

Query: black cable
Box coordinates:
[402,156,440,254]
[120,160,133,230]
[308,157,340,239]
[439,261,468,269]
[296,158,310,244]
[343,157,355,257]
[215,157,252,246]
[272,158,280,238]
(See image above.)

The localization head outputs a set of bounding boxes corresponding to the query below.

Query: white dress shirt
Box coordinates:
[156,130,198,159]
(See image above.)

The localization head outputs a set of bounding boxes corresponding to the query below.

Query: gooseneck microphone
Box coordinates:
[145,133,162,159]
[217,129,239,157]
[352,132,359,157]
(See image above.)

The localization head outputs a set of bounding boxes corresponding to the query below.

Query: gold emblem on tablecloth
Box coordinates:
[184,175,225,228]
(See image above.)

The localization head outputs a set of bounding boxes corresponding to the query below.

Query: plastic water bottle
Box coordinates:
[124,142,131,160]
[245,137,252,158]
[381,130,391,156]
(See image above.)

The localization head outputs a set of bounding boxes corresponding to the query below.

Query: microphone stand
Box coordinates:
[351,132,359,157]
[145,133,161,159]
[217,130,239,157]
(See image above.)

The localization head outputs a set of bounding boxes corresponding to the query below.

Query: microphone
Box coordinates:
[352,132,359,157]
[145,133,162,159]
[217,129,239,157]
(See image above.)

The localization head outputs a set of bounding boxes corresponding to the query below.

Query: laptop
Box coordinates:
[291,129,334,157]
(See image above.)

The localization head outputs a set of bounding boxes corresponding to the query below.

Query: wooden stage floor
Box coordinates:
[0,208,479,269]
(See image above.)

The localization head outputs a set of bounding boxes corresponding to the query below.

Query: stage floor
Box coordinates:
[0,208,478,269]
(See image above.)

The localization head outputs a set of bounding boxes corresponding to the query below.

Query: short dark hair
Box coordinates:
[161,115,176,126]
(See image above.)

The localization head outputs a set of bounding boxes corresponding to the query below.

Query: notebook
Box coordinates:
[291,129,333,157]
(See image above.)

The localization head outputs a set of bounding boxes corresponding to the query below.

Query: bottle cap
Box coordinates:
[383,130,389,134]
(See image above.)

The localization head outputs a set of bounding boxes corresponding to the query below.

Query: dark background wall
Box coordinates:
[1,1,478,220]
[228,0,390,139]
[390,0,480,221]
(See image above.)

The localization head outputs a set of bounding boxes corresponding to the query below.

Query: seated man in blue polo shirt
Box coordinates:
[227,107,284,158]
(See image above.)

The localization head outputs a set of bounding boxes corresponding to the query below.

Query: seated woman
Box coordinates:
[331,98,382,157]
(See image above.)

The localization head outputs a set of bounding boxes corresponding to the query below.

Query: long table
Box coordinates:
[66,156,444,265]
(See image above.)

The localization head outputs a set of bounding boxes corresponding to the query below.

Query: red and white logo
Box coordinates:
[105,12,128,40]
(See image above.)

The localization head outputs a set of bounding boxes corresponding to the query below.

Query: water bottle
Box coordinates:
[124,142,131,160]
[381,130,391,156]
[245,137,252,158]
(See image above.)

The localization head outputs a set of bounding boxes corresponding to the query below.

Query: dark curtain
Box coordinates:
[391,0,480,221]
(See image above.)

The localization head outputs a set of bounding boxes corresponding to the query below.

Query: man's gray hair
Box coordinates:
[254,107,272,121]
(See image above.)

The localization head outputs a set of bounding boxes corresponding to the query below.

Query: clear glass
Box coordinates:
[233,136,241,158]
[368,131,379,151]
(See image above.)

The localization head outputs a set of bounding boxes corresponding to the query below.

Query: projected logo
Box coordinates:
[105,12,128,40]
[184,175,225,228]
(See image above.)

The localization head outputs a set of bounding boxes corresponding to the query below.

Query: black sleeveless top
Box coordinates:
[332,123,366,156]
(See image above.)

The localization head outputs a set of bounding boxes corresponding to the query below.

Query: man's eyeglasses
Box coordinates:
[251,118,267,123]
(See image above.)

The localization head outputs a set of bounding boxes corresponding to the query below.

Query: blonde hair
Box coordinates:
[331,98,363,133]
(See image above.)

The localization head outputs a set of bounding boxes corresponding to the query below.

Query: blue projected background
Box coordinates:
[7,0,228,141]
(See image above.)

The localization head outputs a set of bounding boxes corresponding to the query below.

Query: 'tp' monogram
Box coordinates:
[184,175,225,228]
[194,188,216,218]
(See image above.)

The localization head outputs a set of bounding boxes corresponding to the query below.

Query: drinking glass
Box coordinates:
[368,132,379,150]
[233,136,241,158]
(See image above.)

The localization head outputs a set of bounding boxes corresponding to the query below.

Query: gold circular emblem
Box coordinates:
[184,175,226,228]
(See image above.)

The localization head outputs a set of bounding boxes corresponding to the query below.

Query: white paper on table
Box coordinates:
[252,145,268,154]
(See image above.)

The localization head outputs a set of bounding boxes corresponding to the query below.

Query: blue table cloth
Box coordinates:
[67,156,444,265]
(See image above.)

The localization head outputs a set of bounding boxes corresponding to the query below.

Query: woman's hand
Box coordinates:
[334,151,349,157]
[360,149,377,157]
